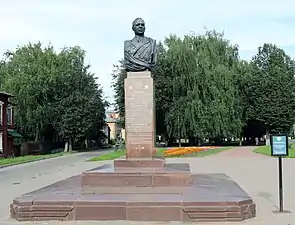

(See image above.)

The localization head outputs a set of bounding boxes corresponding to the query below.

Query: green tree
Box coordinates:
[164,31,243,144]
[49,46,107,151]
[0,43,107,151]
[0,43,57,139]
[111,59,126,128]
[246,43,295,144]
[153,42,174,140]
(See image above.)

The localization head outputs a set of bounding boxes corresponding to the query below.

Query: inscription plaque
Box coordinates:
[124,71,155,158]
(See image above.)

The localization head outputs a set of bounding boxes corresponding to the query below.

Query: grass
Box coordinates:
[0,152,70,167]
[155,148,166,157]
[254,144,295,158]
[156,146,233,158]
[87,149,126,162]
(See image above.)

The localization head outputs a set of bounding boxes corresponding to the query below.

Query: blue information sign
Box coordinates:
[271,135,289,156]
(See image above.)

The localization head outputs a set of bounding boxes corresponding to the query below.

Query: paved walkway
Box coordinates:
[212,146,269,157]
[0,150,111,220]
[1,147,295,225]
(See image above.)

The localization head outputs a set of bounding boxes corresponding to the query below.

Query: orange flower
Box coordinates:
[163,146,215,157]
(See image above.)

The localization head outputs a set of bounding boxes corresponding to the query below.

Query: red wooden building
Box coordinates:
[0,91,22,157]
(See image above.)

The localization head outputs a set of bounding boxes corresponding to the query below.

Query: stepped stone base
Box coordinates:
[81,163,193,187]
[114,158,164,168]
[10,172,256,222]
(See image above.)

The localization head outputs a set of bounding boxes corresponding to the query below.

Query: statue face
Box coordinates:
[132,18,145,35]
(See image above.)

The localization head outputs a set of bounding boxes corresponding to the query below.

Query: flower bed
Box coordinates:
[163,146,216,157]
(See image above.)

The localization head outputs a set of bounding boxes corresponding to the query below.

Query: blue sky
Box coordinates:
[1,0,295,105]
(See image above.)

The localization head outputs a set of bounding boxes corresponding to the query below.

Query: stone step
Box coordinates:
[183,205,241,212]
[15,211,70,219]
[16,205,73,212]
[187,211,241,219]
[192,217,243,222]
[114,159,164,168]
[81,163,193,187]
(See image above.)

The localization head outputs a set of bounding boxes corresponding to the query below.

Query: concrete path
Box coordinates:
[1,146,295,225]
[0,149,112,220]
[212,146,269,157]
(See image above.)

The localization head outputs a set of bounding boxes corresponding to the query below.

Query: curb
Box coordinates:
[0,155,66,169]
[0,149,113,169]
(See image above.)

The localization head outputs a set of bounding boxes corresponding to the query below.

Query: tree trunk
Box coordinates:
[35,125,39,142]
[265,127,270,146]
[64,140,69,152]
[69,138,73,152]
[177,115,181,147]
[64,139,73,152]
[197,139,201,146]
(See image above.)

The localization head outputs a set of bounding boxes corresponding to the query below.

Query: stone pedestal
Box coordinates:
[124,71,155,159]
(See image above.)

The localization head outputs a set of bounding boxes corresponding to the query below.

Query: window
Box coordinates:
[0,101,3,125]
[0,132,3,154]
[7,105,12,125]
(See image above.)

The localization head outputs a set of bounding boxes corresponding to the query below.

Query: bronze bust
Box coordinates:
[124,18,157,72]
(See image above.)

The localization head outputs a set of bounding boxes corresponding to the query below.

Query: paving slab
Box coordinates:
[0,150,111,220]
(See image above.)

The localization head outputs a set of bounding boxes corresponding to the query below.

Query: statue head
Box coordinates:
[132,17,145,36]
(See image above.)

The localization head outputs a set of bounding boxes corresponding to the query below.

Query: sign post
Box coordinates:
[270,134,290,213]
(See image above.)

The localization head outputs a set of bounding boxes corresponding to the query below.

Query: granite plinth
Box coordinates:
[11,173,256,222]
[114,158,164,168]
[124,71,155,159]
[81,163,193,187]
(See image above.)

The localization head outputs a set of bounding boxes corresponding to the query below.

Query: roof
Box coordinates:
[105,111,120,123]
[8,130,23,138]
[0,91,14,97]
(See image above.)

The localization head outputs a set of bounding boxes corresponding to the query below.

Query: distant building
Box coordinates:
[103,111,125,143]
[0,91,22,157]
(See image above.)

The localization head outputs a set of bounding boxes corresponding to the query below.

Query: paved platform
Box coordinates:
[1,146,295,224]
[10,172,255,222]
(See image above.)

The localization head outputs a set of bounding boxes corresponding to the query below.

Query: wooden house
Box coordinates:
[0,91,22,157]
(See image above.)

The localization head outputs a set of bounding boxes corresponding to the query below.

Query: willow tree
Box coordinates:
[164,30,243,144]
[152,42,174,139]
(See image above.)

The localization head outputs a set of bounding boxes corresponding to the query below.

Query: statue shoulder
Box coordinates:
[146,37,156,44]
[124,40,131,46]
[124,40,132,52]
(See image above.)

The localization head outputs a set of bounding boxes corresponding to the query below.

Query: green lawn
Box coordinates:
[254,144,295,158]
[154,148,166,157]
[155,147,233,158]
[87,150,126,162]
[0,152,70,167]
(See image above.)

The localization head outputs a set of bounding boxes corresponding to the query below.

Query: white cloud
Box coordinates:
[0,0,295,103]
